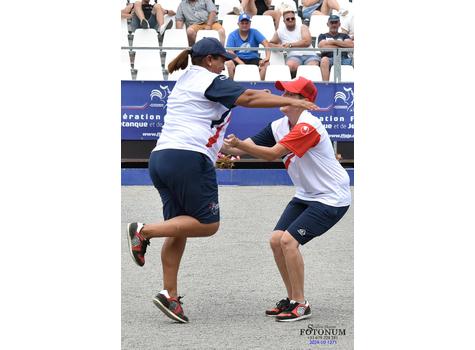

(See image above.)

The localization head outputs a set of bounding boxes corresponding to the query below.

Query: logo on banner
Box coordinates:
[334,87,354,112]
[150,85,172,108]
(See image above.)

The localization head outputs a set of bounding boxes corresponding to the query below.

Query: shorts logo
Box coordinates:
[209,202,219,215]
[297,229,306,236]
[300,125,310,135]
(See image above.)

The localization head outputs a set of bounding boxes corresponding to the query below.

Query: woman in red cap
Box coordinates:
[126,38,319,324]
[223,76,351,322]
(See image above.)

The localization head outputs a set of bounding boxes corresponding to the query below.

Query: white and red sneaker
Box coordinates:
[153,290,189,323]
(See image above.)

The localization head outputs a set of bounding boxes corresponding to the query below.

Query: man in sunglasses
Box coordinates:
[317,15,354,81]
[269,10,321,79]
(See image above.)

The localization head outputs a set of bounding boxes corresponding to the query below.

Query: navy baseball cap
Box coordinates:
[238,13,251,22]
[191,37,237,61]
[328,14,340,22]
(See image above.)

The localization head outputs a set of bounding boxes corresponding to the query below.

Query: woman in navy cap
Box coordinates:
[126,37,319,323]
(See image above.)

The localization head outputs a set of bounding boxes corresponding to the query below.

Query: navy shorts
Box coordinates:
[274,197,349,245]
[148,149,220,224]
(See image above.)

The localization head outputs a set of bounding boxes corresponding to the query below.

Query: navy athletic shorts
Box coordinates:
[274,197,349,245]
[148,149,220,224]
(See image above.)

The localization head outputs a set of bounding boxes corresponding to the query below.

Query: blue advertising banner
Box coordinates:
[121,81,354,141]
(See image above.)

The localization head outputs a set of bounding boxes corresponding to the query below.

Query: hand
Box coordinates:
[205,25,211,30]
[259,57,269,67]
[224,134,240,148]
[291,99,320,111]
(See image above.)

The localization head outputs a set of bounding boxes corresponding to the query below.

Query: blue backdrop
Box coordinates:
[121,81,354,141]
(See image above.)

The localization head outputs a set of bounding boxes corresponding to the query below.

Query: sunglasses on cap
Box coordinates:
[285,17,296,22]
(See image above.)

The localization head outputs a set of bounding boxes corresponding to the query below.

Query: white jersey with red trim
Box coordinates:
[152,65,246,162]
[274,110,351,206]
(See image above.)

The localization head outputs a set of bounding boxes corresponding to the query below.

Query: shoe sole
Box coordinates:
[276,313,312,322]
[160,20,173,35]
[126,223,143,267]
[153,297,188,323]
[141,19,149,29]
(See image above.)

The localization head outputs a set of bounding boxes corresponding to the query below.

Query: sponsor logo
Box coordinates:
[297,306,306,316]
[334,87,354,112]
[297,229,306,236]
[131,236,141,247]
[209,202,219,215]
[300,125,310,135]
[150,85,172,108]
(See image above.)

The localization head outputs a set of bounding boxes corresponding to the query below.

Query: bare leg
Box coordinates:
[259,61,270,80]
[153,4,165,27]
[242,0,258,17]
[320,56,331,81]
[186,28,198,46]
[270,230,293,299]
[286,59,299,79]
[313,0,340,16]
[134,0,145,20]
[161,237,187,298]
[140,215,220,239]
[226,60,236,79]
[280,231,305,303]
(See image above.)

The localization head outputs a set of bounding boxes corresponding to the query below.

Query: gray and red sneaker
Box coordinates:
[153,290,189,323]
[275,301,312,322]
[126,223,150,267]
[266,298,290,316]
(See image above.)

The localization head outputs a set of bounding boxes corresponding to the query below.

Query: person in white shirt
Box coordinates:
[223,76,351,322]
[269,10,321,79]
[126,38,319,324]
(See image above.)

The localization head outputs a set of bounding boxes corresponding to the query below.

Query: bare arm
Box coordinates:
[233,89,319,110]
[206,11,217,27]
[224,134,290,162]
[268,31,282,47]
[176,20,184,29]
[220,137,254,156]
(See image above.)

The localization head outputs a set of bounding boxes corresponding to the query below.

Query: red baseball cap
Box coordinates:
[275,76,317,103]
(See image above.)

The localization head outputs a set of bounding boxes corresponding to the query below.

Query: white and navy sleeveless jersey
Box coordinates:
[251,110,351,207]
[153,65,247,162]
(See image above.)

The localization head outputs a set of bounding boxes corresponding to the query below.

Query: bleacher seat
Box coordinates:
[195,29,221,43]
[136,65,165,81]
[269,51,285,65]
[121,64,133,80]
[162,29,189,72]
[250,15,276,42]
[217,0,241,21]
[340,65,354,82]
[296,65,323,82]
[121,49,131,67]
[222,15,239,45]
[264,64,291,81]
[133,50,162,70]
[233,64,261,81]
[132,28,160,47]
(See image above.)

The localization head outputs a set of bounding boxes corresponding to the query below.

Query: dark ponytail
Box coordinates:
[168,49,192,74]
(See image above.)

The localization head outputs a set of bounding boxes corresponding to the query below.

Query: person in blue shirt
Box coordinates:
[225,13,271,80]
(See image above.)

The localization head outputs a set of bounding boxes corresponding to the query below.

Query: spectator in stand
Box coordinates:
[176,0,226,46]
[128,0,176,35]
[234,0,282,29]
[318,15,354,81]
[269,9,321,79]
[301,0,348,20]
[225,13,271,81]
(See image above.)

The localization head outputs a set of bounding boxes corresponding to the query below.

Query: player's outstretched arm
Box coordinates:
[224,134,289,162]
[234,89,319,111]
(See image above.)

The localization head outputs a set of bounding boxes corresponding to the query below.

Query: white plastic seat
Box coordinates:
[233,64,261,82]
[250,15,276,42]
[133,50,162,70]
[269,51,285,65]
[217,0,241,21]
[308,15,329,39]
[162,29,189,71]
[195,29,221,43]
[296,65,323,82]
[121,64,133,80]
[121,49,131,67]
[222,15,239,45]
[340,65,354,82]
[136,65,165,81]
[132,28,160,47]
[264,64,291,81]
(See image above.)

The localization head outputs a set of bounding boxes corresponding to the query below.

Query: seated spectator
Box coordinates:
[234,0,282,29]
[269,9,321,79]
[175,0,226,46]
[301,0,348,21]
[317,15,354,81]
[225,13,271,80]
[129,0,175,35]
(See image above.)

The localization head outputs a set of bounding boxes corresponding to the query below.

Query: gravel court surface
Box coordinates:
[121,185,354,350]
